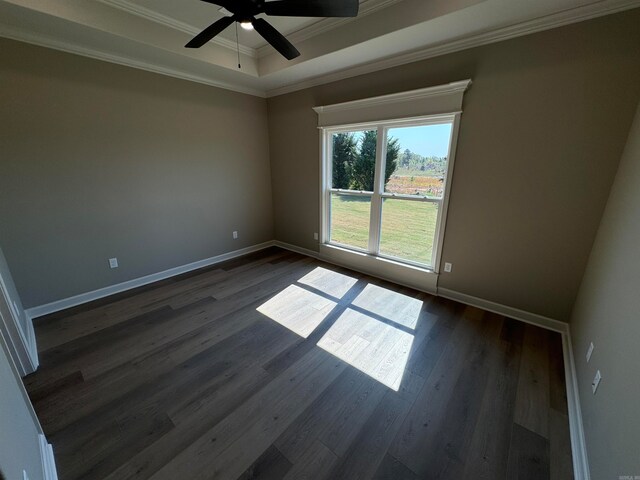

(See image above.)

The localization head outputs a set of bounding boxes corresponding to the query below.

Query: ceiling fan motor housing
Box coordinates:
[230,0,264,22]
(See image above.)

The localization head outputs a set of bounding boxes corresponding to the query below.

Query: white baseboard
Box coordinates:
[38,434,58,480]
[436,287,569,334]
[273,241,321,259]
[25,241,275,319]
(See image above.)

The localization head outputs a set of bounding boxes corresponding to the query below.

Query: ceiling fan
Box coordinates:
[185,0,360,60]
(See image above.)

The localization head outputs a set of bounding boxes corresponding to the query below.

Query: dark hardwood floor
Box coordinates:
[24,247,574,479]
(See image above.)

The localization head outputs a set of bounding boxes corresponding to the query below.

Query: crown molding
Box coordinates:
[97,0,257,58]
[256,0,404,58]
[0,24,266,97]
[265,0,640,97]
[313,80,471,114]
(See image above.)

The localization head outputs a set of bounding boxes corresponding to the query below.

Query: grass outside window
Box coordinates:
[330,194,371,250]
[379,199,437,266]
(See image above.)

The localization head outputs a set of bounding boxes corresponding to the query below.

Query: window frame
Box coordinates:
[320,113,461,273]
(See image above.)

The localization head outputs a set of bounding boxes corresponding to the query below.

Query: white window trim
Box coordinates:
[315,80,470,291]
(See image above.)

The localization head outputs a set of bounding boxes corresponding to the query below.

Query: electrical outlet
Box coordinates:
[313,232,319,241]
[108,258,118,269]
[232,231,238,239]
[592,370,602,394]
[444,262,453,273]
[586,342,594,363]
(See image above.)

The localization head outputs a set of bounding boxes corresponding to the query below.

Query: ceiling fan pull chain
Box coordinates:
[236,22,241,69]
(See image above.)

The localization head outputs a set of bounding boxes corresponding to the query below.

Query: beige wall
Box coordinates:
[267,10,640,321]
[570,102,640,479]
[0,38,273,308]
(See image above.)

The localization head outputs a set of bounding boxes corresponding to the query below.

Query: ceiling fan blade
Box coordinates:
[185,16,235,48]
[264,0,359,18]
[252,18,300,60]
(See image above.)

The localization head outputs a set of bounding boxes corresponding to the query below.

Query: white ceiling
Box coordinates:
[0,0,638,97]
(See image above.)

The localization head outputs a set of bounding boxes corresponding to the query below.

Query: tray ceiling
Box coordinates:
[0,0,638,97]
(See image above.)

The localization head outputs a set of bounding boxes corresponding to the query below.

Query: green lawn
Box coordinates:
[330,194,438,266]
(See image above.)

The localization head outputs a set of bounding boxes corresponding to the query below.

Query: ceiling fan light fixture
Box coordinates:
[187,0,359,60]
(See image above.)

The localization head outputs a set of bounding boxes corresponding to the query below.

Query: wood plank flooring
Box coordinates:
[24,247,574,479]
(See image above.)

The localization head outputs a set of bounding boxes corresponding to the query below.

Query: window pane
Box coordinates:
[384,124,452,198]
[379,199,438,266]
[331,130,377,191]
[330,193,371,250]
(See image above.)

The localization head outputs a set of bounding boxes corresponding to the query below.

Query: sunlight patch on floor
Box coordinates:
[317,308,414,391]
[297,266,358,299]
[257,268,422,390]
[257,285,337,338]
[352,284,423,330]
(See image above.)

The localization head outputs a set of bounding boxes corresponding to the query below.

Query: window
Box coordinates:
[315,80,470,283]
[321,115,460,271]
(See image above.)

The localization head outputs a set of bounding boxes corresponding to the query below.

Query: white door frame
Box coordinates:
[0,274,38,376]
